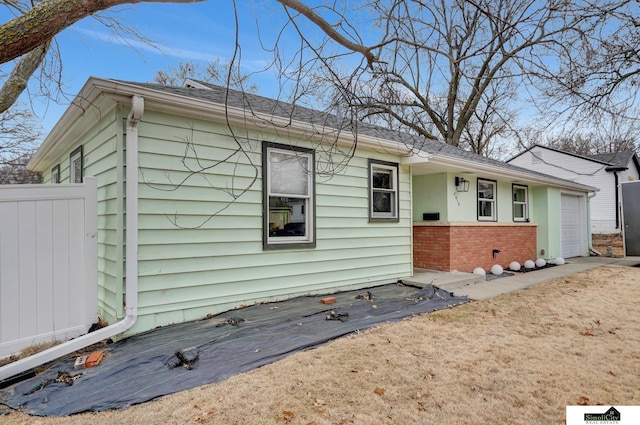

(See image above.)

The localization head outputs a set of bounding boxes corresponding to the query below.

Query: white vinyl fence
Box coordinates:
[0,178,97,358]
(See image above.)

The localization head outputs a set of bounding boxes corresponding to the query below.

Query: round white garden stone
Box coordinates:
[555,257,565,265]
[509,261,521,271]
[535,258,546,268]
[524,260,535,269]
[491,264,504,275]
[473,267,486,276]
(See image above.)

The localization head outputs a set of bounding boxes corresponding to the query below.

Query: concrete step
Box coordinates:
[401,269,485,292]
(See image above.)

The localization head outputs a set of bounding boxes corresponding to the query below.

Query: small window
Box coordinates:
[51,164,60,184]
[69,146,83,183]
[513,184,529,222]
[477,179,497,221]
[369,160,399,222]
[263,142,315,249]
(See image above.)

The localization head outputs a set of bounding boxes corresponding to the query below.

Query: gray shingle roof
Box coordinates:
[113,79,594,189]
[589,151,636,169]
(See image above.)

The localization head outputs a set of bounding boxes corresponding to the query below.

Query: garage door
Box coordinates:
[561,194,583,258]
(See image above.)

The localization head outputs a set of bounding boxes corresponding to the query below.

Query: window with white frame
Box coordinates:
[263,142,315,249]
[369,160,399,222]
[512,184,529,222]
[51,164,60,184]
[477,179,497,221]
[69,146,83,183]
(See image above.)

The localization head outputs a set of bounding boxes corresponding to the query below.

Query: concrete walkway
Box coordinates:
[403,256,640,301]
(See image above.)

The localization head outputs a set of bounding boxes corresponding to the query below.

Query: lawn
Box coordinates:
[2,266,639,424]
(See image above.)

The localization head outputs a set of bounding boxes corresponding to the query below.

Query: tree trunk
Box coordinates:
[0,43,49,113]
[0,0,205,65]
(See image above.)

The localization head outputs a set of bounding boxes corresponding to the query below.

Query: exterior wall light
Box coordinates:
[455,176,470,192]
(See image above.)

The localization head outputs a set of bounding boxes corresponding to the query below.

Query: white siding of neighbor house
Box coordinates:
[132,111,413,333]
[508,147,617,234]
[618,166,640,185]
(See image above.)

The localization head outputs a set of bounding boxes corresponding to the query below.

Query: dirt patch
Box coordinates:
[2,266,639,424]
[591,233,624,257]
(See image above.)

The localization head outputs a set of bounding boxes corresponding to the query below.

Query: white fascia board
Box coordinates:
[427,153,598,193]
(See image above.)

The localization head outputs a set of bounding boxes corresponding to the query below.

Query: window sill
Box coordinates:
[369,217,400,223]
[263,241,316,250]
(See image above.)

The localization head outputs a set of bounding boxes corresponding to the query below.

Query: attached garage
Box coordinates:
[560,193,586,258]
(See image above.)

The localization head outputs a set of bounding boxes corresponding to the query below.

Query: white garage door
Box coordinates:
[561,194,583,258]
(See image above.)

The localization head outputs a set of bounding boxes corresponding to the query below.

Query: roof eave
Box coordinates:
[30,77,413,172]
[423,152,598,192]
[28,77,112,172]
[97,79,414,156]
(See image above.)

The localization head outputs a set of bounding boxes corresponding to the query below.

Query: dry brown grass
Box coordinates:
[2,266,639,424]
[0,341,62,368]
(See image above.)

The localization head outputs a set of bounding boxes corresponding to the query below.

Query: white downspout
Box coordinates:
[0,95,144,382]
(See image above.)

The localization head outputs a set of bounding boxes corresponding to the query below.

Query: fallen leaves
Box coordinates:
[276,410,295,423]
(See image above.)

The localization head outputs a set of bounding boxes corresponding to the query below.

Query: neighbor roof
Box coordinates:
[510,144,639,172]
[589,151,639,171]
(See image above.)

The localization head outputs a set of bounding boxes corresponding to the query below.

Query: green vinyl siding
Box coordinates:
[412,173,448,221]
[530,186,562,259]
[414,173,537,225]
[132,110,412,333]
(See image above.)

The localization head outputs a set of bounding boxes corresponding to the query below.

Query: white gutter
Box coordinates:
[0,95,144,383]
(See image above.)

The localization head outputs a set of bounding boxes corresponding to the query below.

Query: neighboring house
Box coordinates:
[27,77,595,337]
[507,145,640,236]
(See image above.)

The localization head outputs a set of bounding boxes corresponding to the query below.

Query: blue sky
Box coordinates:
[5,0,296,135]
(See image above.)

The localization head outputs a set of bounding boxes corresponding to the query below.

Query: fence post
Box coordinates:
[84,177,98,325]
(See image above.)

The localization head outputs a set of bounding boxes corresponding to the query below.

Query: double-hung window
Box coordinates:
[263,142,315,249]
[70,146,83,183]
[369,160,399,222]
[477,179,497,221]
[512,184,529,222]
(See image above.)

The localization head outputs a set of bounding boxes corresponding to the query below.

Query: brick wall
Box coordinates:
[414,224,537,272]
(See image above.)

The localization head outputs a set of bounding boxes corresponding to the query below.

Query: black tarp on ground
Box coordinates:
[0,283,467,416]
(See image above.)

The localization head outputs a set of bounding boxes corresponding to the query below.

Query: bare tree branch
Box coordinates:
[0,0,205,65]
[276,0,376,68]
[0,42,49,113]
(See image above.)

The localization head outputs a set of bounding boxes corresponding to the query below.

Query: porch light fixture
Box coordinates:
[455,176,470,192]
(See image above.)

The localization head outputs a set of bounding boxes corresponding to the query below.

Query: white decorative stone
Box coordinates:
[473,267,486,276]
[491,264,504,275]
[555,257,565,265]
[524,260,536,269]
[535,258,546,268]
[509,261,521,271]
